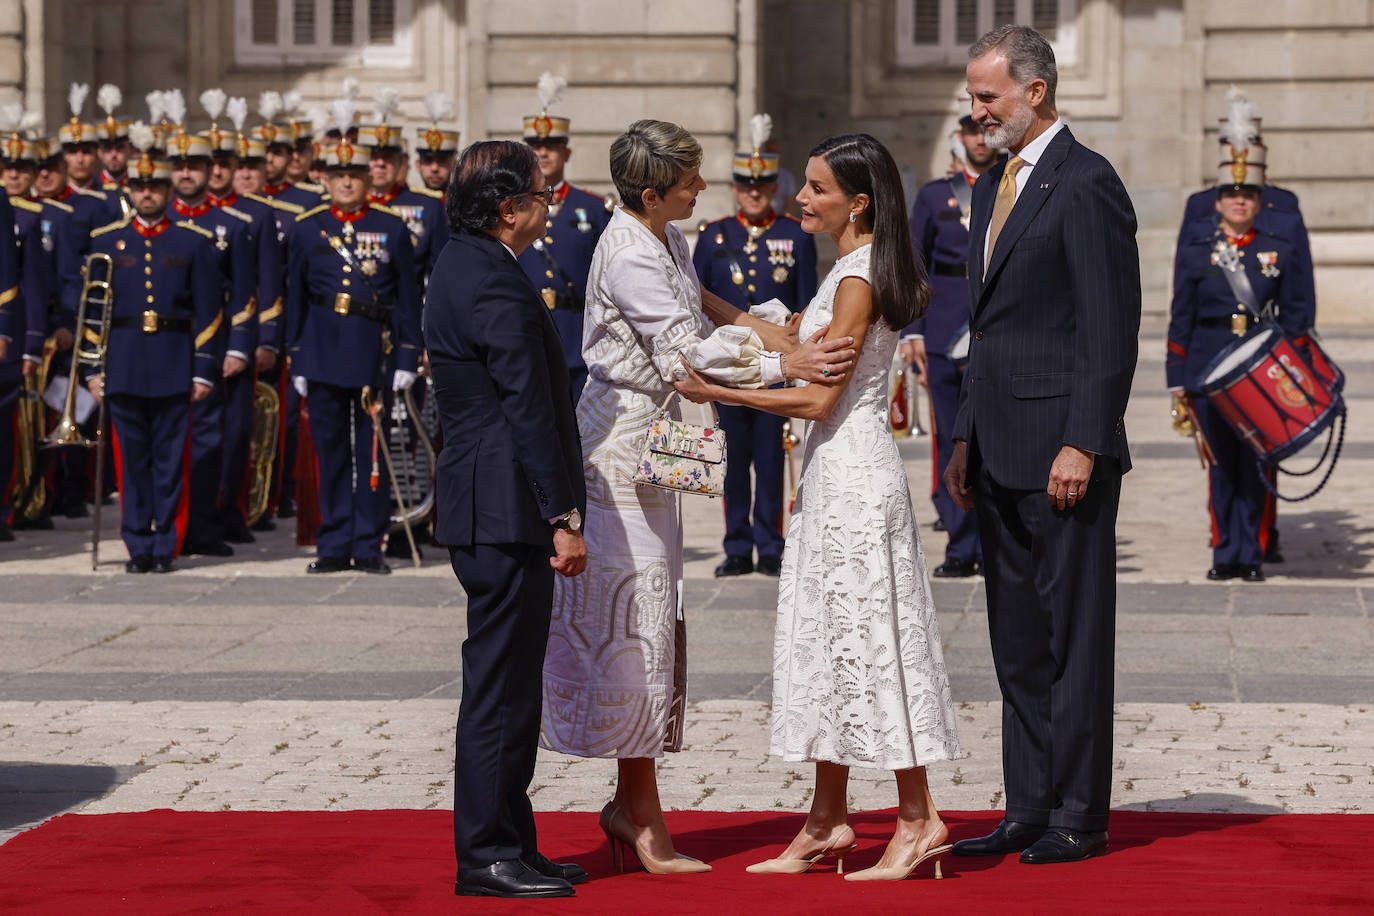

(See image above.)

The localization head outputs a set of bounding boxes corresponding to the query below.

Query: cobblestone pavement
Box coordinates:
[1,331,1371,846]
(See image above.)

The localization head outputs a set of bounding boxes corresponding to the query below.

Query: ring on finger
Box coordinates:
[822,366,831,376]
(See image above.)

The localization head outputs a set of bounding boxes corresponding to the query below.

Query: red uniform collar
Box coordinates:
[552,181,571,204]
[1224,228,1256,248]
[367,183,403,205]
[331,203,368,222]
[134,216,171,238]
[962,169,978,186]
[263,181,291,195]
[208,190,239,208]
[737,209,777,230]
[100,169,127,187]
[51,186,74,203]
[172,198,212,218]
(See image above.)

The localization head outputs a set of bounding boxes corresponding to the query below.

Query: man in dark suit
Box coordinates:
[425,139,587,899]
[945,25,1141,865]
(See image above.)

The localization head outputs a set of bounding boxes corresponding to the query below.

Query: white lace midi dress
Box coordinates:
[771,243,963,770]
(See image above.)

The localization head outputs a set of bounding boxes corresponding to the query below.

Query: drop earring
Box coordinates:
[848,212,856,223]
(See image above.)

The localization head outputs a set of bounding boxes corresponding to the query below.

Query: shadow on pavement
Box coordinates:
[1278,509,1374,579]
[0,762,140,830]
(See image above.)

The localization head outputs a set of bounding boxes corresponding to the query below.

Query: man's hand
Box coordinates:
[191,381,212,402]
[86,376,103,402]
[944,439,974,511]
[904,337,928,386]
[550,529,587,577]
[53,327,75,351]
[1048,444,1095,510]
[223,354,248,379]
[788,326,854,384]
[254,346,277,372]
[293,376,308,398]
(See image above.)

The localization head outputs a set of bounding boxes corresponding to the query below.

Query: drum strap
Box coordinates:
[1213,240,1265,318]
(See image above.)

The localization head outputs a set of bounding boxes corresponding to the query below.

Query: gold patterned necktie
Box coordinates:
[985,155,1025,271]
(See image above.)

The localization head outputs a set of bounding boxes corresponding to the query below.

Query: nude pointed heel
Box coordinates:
[843,843,952,882]
[601,802,711,875]
[746,825,858,875]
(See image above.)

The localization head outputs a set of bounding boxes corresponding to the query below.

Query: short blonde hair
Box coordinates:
[609,119,702,214]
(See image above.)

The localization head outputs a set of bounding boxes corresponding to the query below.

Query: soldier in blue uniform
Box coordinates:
[515,73,613,405]
[285,137,421,575]
[902,115,999,577]
[692,115,818,577]
[414,92,459,194]
[1175,89,1313,565]
[359,100,448,294]
[0,193,35,541]
[1166,129,1307,584]
[166,126,257,555]
[84,134,223,572]
[255,94,326,212]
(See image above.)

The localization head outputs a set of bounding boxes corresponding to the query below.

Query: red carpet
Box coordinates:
[1,809,1369,914]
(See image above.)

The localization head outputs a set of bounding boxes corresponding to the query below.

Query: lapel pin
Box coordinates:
[1039,183,1050,189]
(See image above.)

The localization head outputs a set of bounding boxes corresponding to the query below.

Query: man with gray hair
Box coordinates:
[944,24,1141,864]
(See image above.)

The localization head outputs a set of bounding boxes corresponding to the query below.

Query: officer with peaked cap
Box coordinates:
[1166,112,1307,584]
[256,91,325,211]
[515,72,612,405]
[285,136,421,575]
[692,113,817,578]
[901,114,1000,578]
[414,91,459,193]
[85,123,224,572]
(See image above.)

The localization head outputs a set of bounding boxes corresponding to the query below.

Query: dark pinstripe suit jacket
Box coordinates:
[953,126,1141,490]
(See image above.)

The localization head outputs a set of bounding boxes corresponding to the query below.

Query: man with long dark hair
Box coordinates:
[945,25,1140,864]
[426,140,587,898]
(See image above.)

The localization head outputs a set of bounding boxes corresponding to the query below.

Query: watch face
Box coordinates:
[569,509,582,532]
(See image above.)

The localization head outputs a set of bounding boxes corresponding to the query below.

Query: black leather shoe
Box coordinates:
[524,851,589,886]
[251,515,277,532]
[352,556,392,575]
[932,517,947,532]
[276,498,297,519]
[1019,828,1108,864]
[714,555,753,577]
[455,860,574,898]
[61,500,89,519]
[10,514,54,531]
[183,541,234,557]
[152,556,176,574]
[125,554,154,574]
[1241,565,1265,583]
[1206,563,1239,581]
[933,558,979,578]
[384,536,421,560]
[952,819,1045,856]
[307,556,351,574]
[756,555,782,576]
[223,525,256,544]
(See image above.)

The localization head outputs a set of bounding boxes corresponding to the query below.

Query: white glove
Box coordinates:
[292,375,308,397]
[392,369,417,392]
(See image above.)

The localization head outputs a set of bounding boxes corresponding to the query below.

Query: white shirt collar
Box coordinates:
[499,240,517,261]
[1013,117,1065,167]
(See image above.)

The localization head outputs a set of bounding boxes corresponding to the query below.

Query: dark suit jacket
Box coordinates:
[424,231,585,548]
[954,125,1141,490]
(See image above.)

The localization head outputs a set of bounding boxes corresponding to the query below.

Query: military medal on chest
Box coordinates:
[214,223,229,251]
[574,207,591,233]
[1257,250,1280,278]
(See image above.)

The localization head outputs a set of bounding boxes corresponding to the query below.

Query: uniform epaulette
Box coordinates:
[220,205,253,224]
[245,192,304,214]
[370,203,402,219]
[42,198,75,213]
[72,186,109,201]
[295,204,329,222]
[9,196,42,214]
[295,181,325,193]
[176,219,215,240]
[90,217,131,237]
[412,186,444,200]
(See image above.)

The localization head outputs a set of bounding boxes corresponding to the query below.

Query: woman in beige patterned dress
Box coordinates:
[540,120,852,874]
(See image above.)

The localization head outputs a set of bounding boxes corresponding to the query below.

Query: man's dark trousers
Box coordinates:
[450,542,553,868]
[974,460,1121,833]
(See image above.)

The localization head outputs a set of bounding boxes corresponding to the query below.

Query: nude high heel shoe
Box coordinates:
[843,842,952,881]
[600,803,712,875]
[746,825,858,875]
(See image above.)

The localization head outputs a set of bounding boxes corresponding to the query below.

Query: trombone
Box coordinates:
[44,252,114,570]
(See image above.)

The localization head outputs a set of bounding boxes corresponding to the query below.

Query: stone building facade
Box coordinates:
[3,0,1370,322]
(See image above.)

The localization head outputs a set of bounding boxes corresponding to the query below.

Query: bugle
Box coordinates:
[244,380,280,528]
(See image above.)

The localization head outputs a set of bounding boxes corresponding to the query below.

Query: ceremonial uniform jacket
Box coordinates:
[1166,226,1303,394]
[285,203,422,388]
[6,197,54,363]
[692,210,817,315]
[170,198,257,359]
[0,195,27,387]
[58,184,124,229]
[905,172,977,352]
[516,182,612,369]
[85,215,223,397]
[367,183,448,292]
[209,191,285,354]
[263,179,326,213]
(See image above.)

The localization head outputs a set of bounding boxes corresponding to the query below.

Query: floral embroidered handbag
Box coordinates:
[632,391,727,497]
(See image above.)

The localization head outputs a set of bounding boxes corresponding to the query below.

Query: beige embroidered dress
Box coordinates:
[540,207,772,758]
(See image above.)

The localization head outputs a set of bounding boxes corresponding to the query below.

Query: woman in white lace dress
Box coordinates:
[676,134,963,881]
[540,120,852,875]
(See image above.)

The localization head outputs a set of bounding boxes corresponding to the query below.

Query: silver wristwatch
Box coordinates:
[551,508,582,533]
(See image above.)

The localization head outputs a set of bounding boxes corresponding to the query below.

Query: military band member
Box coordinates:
[1166,124,1306,584]
[165,119,256,555]
[84,128,223,572]
[414,91,459,193]
[360,89,447,293]
[285,137,421,575]
[282,91,315,185]
[902,115,998,578]
[93,84,133,202]
[692,114,817,578]
[515,73,612,404]
[60,84,101,195]
[256,91,326,212]
[0,193,33,541]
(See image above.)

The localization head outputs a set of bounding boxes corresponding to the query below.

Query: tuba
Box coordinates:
[8,340,56,526]
[244,380,280,528]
